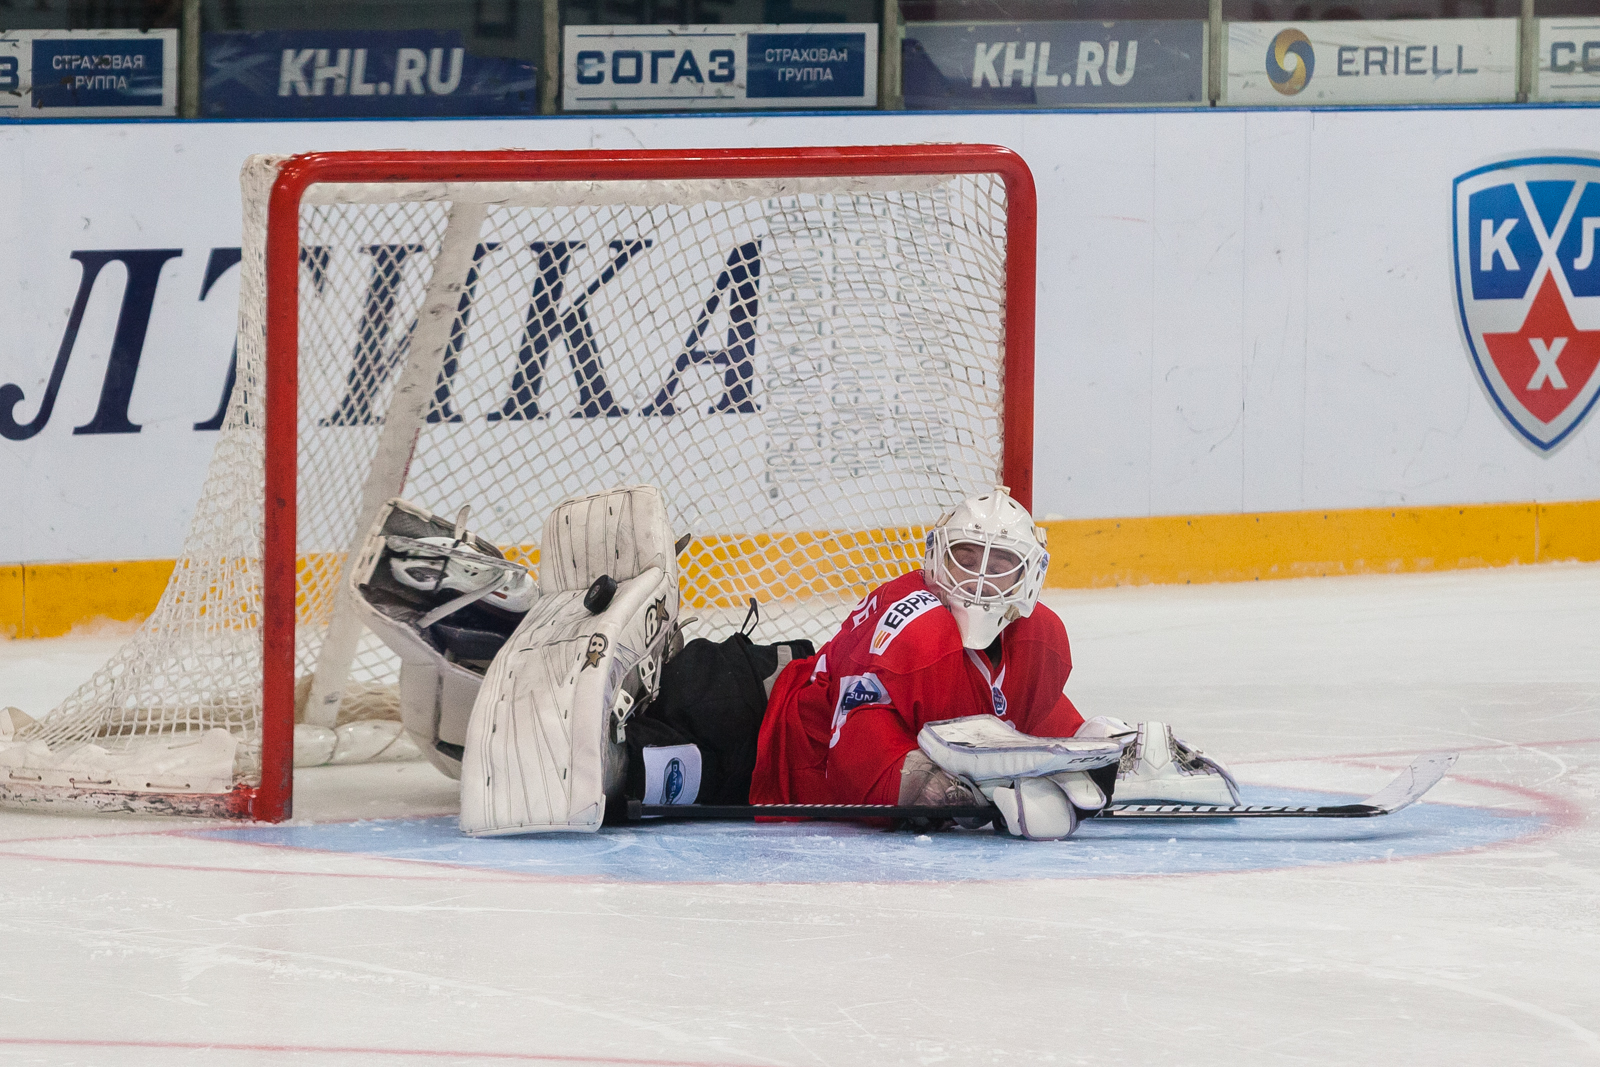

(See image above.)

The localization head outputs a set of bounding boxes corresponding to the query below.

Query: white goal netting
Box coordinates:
[6,152,1014,804]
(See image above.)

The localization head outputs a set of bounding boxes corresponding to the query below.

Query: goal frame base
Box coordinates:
[0,779,257,819]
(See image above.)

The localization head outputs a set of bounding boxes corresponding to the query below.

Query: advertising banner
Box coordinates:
[562,24,876,110]
[902,20,1205,108]
[0,29,176,118]
[5,110,1600,566]
[201,30,537,117]
[1226,20,1516,105]
[1537,18,1600,100]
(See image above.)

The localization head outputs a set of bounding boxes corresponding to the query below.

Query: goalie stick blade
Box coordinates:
[1100,752,1460,820]
[1358,751,1458,814]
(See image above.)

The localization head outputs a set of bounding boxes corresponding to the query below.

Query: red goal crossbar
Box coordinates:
[255,145,1037,822]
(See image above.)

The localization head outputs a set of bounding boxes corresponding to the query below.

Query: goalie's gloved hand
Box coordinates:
[897,750,991,830]
[972,770,1107,839]
[915,716,1128,840]
[898,750,983,807]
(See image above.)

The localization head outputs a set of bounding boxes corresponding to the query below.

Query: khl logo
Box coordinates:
[1266,29,1313,96]
[1453,155,1600,451]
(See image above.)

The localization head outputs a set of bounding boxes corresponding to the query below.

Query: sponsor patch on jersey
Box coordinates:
[830,672,889,748]
[869,589,943,655]
[991,685,1008,718]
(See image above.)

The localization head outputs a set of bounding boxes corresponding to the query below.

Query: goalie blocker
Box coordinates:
[918,716,1126,839]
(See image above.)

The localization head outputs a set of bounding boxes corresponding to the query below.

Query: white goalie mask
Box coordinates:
[923,486,1049,650]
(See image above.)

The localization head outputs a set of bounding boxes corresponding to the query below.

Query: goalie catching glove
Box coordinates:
[1076,716,1242,805]
[916,716,1125,840]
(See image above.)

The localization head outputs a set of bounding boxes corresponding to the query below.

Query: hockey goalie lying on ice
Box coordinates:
[352,484,1240,841]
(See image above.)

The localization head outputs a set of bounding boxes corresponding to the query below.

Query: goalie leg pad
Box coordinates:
[352,601,483,779]
[539,485,677,596]
[460,565,678,836]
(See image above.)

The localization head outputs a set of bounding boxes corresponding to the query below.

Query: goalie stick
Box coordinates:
[624,753,1459,823]
[1100,752,1458,819]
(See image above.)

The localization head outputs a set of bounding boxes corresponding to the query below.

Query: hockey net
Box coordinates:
[0,146,1035,820]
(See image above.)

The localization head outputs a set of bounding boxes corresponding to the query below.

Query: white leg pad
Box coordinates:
[459,565,676,836]
[539,485,677,595]
[354,600,482,780]
[347,496,531,780]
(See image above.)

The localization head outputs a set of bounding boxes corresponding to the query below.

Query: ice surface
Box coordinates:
[1,563,1597,1065]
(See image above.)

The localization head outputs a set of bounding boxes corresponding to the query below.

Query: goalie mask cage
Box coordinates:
[3,145,1036,823]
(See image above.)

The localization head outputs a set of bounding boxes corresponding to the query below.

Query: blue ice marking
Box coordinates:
[201,785,1542,884]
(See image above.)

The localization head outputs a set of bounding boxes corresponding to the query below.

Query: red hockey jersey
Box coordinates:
[751,570,1084,806]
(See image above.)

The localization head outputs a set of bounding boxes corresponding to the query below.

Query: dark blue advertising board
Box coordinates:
[903,21,1205,108]
[745,31,867,99]
[31,35,167,109]
[202,30,537,117]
